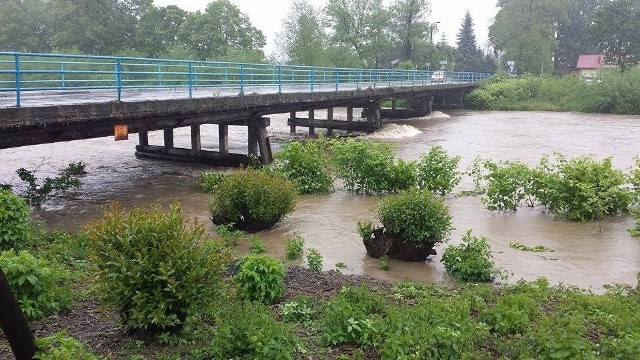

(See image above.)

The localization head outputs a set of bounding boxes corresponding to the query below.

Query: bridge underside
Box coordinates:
[0,84,475,164]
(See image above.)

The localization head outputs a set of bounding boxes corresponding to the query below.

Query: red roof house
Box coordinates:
[576,54,606,70]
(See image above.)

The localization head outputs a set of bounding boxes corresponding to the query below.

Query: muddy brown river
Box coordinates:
[1,110,639,291]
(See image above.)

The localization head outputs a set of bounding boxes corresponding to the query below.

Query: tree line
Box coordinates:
[490,0,640,74]
[0,0,495,72]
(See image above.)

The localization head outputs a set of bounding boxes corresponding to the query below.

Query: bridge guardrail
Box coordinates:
[0,52,491,107]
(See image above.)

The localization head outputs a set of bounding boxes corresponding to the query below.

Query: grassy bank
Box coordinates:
[465,69,640,115]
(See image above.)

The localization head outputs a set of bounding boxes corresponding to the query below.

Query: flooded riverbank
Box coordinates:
[1,110,639,291]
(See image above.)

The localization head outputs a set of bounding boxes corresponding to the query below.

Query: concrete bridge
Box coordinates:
[0,52,489,166]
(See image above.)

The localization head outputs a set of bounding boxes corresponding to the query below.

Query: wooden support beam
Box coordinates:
[347,106,354,135]
[191,125,201,151]
[308,110,315,136]
[257,126,272,164]
[289,111,296,134]
[219,124,228,155]
[138,131,149,147]
[163,128,174,149]
[135,145,249,166]
[288,118,376,132]
[327,107,334,136]
[392,99,397,110]
[248,126,258,158]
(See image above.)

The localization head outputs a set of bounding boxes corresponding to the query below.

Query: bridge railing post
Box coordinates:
[188,61,193,98]
[14,54,21,107]
[277,65,282,94]
[310,69,314,92]
[61,62,65,88]
[115,57,122,101]
[239,64,244,95]
[335,69,339,91]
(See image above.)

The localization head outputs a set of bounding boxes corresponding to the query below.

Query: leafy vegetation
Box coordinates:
[34,331,99,360]
[249,237,267,254]
[377,188,452,247]
[86,204,231,332]
[284,234,305,261]
[198,171,226,193]
[416,145,461,195]
[0,189,32,251]
[509,241,554,252]
[209,169,296,232]
[331,138,415,195]
[10,162,86,207]
[0,250,72,320]
[306,249,323,271]
[482,159,532,211]
[268,140,333,195]
[441,230,499,282]
[235,255,285,305]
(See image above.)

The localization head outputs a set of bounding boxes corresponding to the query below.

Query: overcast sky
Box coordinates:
[153,0,498,55]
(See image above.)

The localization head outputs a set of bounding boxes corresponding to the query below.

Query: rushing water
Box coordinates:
[1,110,639,291]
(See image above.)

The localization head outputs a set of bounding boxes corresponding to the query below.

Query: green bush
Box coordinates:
[629,208,640,237]
[482,159,532,211]
[235,255,285,304]
[36,231,91,273]
[203,301,297,359]
[209,169,296,232]
[249,236,266,254]
[0,250,72,320]
[377,188,452,247]
[306,248,323,271]
[87,204,231,332]
[269,140,334,194]
[198,171,226,193]
[535,154,631,221]
[284,234,304,261]
[34,331,99,360]
[15,162,86,206]
[481,293,540,335]
[416,145,461,195]
[0,189,32,251]
[441,230,498,282]
[331,138,414,194]
[321,286,385,347]
[280,296,316,322]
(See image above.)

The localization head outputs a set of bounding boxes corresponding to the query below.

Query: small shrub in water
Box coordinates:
[0,250,72,320]
[0,189,32,251]
[198,171,226,193]
[441,230,498,282]
[15,162,86,206]
[379,255,390,271]
[209,169,296,232]
[249,236,266,254]
[87,204,231,332]
[377,188,452,247]
[306,248,323,271]
[235,255,285,304]
[285,234,304,261]
[416,145,461,195]
[482,159,532,211]
[269,140,334,194]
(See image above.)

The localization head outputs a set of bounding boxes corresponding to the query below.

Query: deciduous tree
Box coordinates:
[590,0,640,71]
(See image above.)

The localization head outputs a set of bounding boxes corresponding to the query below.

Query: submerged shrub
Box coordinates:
[331,138,415,194]
[198,171,226,193]
[269,140,334,194]
[235,255,285,305]
[482,159,532,211]
[441,230,498,282]
[416,145,461,195]
[0,250,72,320]
[209,169,296,232]
[377,188,452,247]
[306,248,323,271]
[284,234,304,261]
[0,189,32,251]
[87,204,231,332]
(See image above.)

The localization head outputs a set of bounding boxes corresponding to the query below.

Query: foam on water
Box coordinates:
[425,111,451,119]
[367,124,422,139]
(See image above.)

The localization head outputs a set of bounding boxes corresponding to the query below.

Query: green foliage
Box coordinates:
[441,230,498,282]
[0,250,72,320]
[416,145,461,195]
[284,234,304,261]
[198,171,226,193]
[379,255,390,271]
[320,286,385,347]
[356,220,374,244]
[209,169,296,232]
[249,237,266,254]
[87,204,231,332]
[481,293,540,335]
[534,154,631,221]
[269,140,334,195]
[34,331,99,360]
[0,189,32,251]
[590,0,640,71]
[482,159,532,211]
[509,241,554,252]
[235,255,285,305]
[36,231,91,274]
[214,224,246,247]
[306,248,323,271]
[331,138,415,195]
[629,207,640,237]
[377,188,452,247]
[15,162,86,206]
[203,301,297,359]
[280,296,316,322]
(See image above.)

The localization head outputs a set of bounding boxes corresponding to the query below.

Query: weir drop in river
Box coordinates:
[1,110,639,291]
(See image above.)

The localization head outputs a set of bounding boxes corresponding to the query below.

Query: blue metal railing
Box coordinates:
[0,52,491,107]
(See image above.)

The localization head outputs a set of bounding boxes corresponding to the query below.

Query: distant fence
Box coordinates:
[0,52,491,107]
